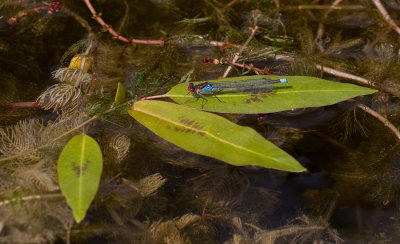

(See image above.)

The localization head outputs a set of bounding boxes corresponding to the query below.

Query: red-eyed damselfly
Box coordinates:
[187,77,288,108]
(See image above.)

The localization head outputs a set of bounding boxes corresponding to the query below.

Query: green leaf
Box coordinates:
[167,75,377,113]
[58,134,103,223]
[129,100,305,172]
[114,82,126,106]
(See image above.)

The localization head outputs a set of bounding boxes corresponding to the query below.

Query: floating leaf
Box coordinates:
[58,134,103,223]
[114,82,126,106]
[129,100,305,172]
[167,75,377,113]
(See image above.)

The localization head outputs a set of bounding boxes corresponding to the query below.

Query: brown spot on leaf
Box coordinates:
[246,91,276,103]
[179,117,204,131]
[245,94,263,104]
[179,118,194,126]
[173,126,205,136]
[166,117,206,136]
[71,160,90,177]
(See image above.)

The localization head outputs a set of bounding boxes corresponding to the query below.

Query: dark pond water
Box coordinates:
[1,0,400,243]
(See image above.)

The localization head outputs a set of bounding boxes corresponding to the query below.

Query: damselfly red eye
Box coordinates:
[188,83,195,93]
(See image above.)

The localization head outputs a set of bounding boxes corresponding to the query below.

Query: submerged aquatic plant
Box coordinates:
[2,0,400,243]
[225,215,343,244]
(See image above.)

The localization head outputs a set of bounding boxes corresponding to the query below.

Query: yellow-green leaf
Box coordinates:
[167,75,377,113]
[129,100,305,172]
[57,134,103,223]
[114,82,126,106]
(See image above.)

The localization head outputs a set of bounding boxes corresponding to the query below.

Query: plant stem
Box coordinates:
[315,64,400,97]
[371,0,400,36]
[225,59,271,75]
[352,100,400,141]
[10,102,41,108]
[83,0,165,46]
[0,193,63,207]
[284,5,364,10]
[222,25,259,78]
[315,0,343,52]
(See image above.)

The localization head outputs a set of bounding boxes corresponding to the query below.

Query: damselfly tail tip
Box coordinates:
[279,78,287,83]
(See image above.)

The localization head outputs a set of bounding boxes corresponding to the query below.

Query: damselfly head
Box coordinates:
[188,83,195,93]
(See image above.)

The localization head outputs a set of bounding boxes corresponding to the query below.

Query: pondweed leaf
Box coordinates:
[129,100,305,172]
[58,134,103,223]
[114,82,126,106]
[167,75,377,113]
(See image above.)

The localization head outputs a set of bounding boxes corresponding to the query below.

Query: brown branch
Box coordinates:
[315,64,400,97]
[262,53,400,97]
[284,5,365,10]
[82,0,245,49]
[7,2,61,25]
[371,0,400,36]
[63,8,94,36]
[222,25,259,78]
[0,193,63,207]
[315,64,373,86]
[225,60,271,75]
[202,57,271,75]
[259,53,400,141]
[83,0,165,46]
[225,0,239,8]
[10,102,41,108]
[315,0,343,52]
[351,100,400,141]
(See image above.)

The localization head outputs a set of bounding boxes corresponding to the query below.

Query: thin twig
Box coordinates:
[83,0,165,46]
[0,193,63,207]
[83,0,243,49]
[207,40,241,49]
[371,0,400,36]
[225,60,271,75]
[222,25,259,78]
[315,64,373,86]
[202,57,271,75]
[315,0,343,52]
[352,100,400,141]
[261,53,400,141]
[264,53,400,97]
[63,8,94,36]
[10,102,41,108]
[315,64,400,97]
[7,2,61,25]
[284,5,365,10]
[225,0,239,8]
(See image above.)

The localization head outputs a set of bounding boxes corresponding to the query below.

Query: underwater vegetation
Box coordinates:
[0,0,400,243]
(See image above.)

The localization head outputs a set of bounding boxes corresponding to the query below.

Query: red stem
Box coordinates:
[82,0,244,49]
[10,102,41,108]
[226,60,271,75]
[83,0,165,46]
